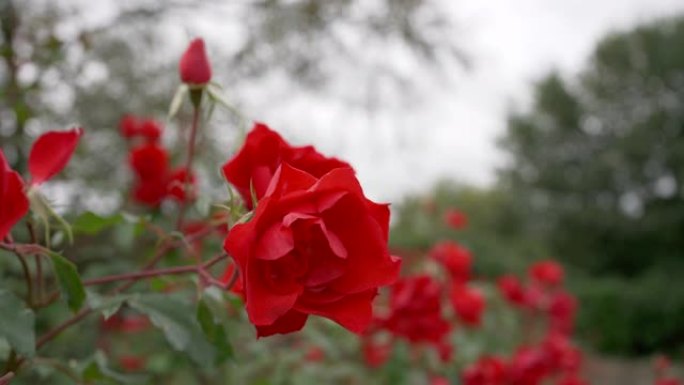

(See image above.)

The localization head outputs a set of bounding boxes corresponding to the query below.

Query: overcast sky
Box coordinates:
[241,0,684,203]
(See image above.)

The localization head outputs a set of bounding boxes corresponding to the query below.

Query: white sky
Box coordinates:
[241,0,684,203]
[54,0,684,205]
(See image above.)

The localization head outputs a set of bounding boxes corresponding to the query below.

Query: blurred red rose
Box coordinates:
[119,115,140,138]
[462,355,507,385]
[179,38,212,84]
[118,355,146,372]
[222,123,350,209]
[167,167,197,202]
[444,208,468,230]
[0,151,29,241]
[548,291,578,335]
[129,143,169,180]
[507,347,550,385]
[224,164,400,337]
[383,275,451,345]
[430,240,472,284]
[451,285,486,327]
[497,275,526,307]
[656,379,684,385]
[305,346,325,362]
[529,260,564,287]
[362,338,392,368]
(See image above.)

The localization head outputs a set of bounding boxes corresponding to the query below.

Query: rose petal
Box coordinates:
[0,151,29,240]
[255,222,294,260]
[244,259,301,325]
[295,289,377,334]
[255,309,308,338]
[28,127,83,185]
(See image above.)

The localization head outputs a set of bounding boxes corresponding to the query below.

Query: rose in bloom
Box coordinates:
[383,275,450,345]
[444,208,468,230]
[429,240,472,284]
[222,123,350,209]
[224,164,400,337]
[0,151,29,240]
[461,355,507,385]
[179,38,212,84]
[127,143,197,207]
[507,347,551,385]
[541,333,582,373]
[548,291,577,335]
[497,275,526,307]
[529,260,564,287]
[451,285,486,327]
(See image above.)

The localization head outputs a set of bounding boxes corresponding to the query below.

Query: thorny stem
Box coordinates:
[175,96,202,230]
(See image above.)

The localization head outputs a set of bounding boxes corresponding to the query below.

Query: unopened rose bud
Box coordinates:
[179,38,212,85]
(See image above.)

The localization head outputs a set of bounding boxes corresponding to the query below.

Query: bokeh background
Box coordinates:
[2,0,684,383]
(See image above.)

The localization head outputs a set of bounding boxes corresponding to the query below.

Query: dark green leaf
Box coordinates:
[128,294,215,366]
[49,251,86,312]
[197,299,233,364]
[0,289,35,357]
[72,212,124,235]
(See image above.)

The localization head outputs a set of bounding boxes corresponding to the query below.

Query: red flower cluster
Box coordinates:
[496,260,577,336]
[382,275,452,345]
[1,128,82,240]
[120,116,196,206]
[653,355,683,385]
[222,123,400,337]
[462,334,585,385]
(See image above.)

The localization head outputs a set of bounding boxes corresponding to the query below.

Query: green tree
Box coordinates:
[500,15,684,355]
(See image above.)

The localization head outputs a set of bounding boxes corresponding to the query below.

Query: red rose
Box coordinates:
[497,275,526,307]
[507,347,550,385]
[451,285,486,327]
[529,260,564,287]
[224,164,400,337]
[119,115,140,138]
[133,178,168,207]
[548,291,577,335]
[129,143,169,180]
[0,151,29,240]
[383,275,450,345]
[179,38,212,84]
[167,167,196,202]
[430,240,472,284]
[444,208,468,230]
[362,338,392,368]
[28,127,83,186]
[139,119,162,142]
[462,355,507,385]
[222,123,350,209]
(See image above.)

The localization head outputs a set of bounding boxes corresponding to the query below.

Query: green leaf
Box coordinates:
[72,212,124,235]
[128,294,216,366]
[48,251,86,312]
[197,298,233,364]
[0,289,35,357]
[87,292,131,320]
